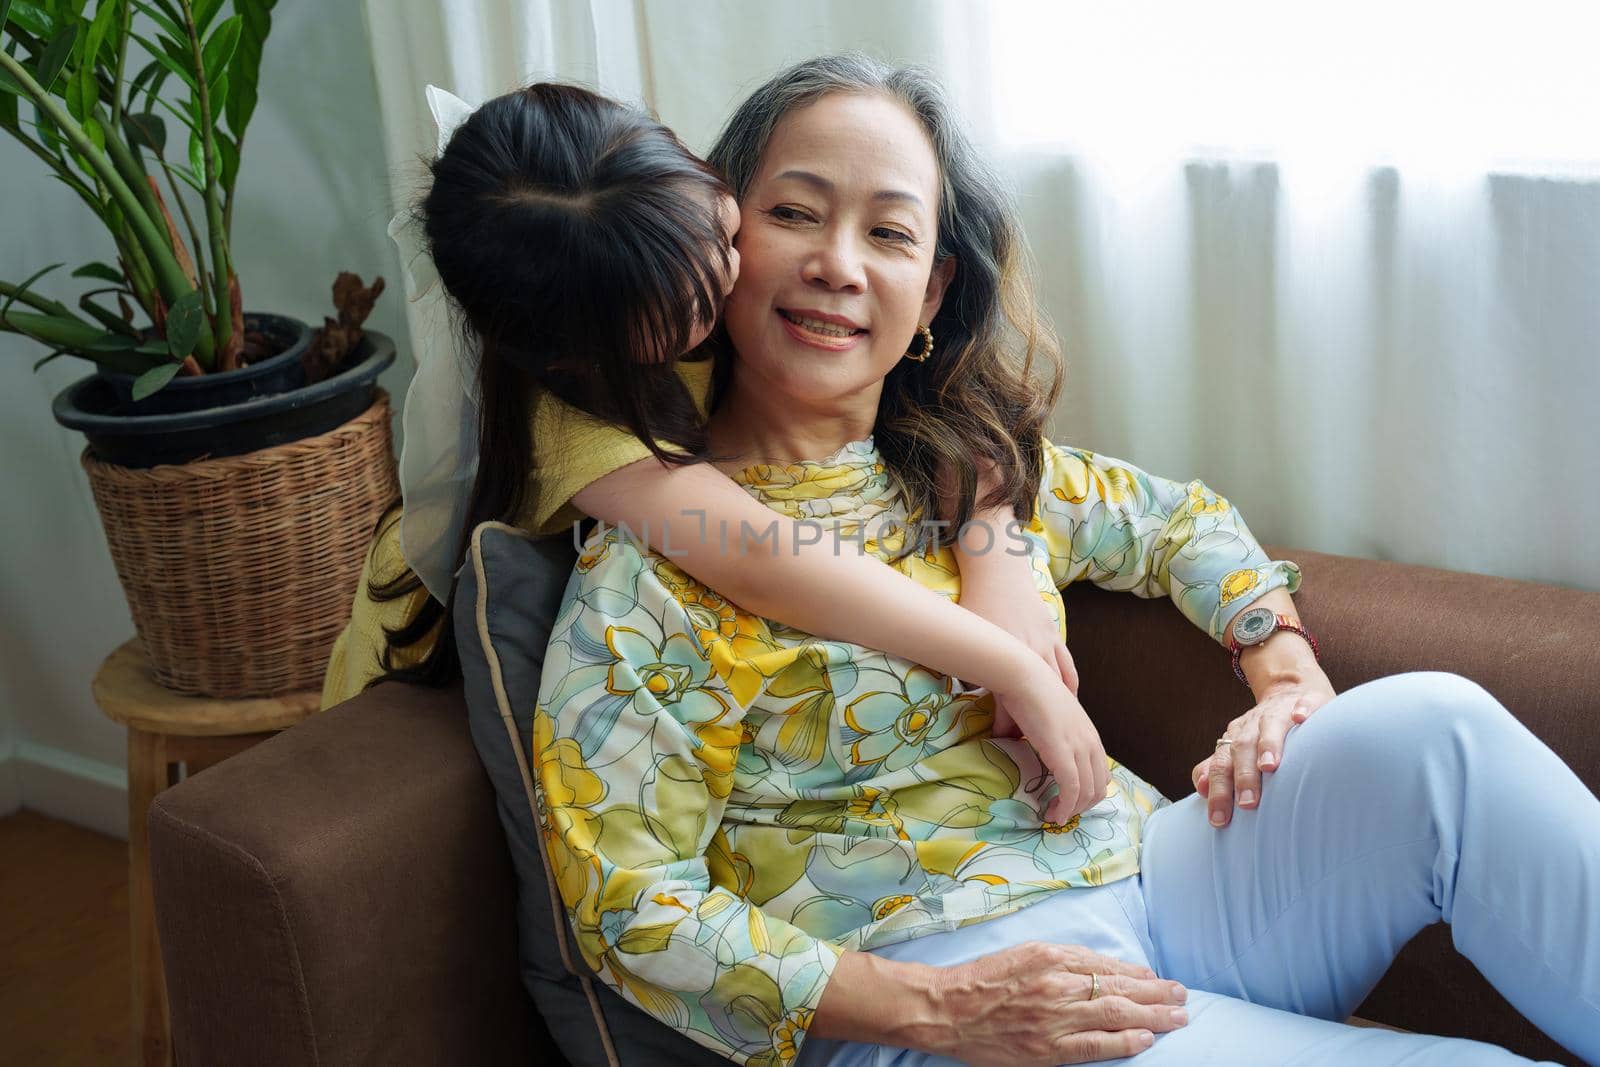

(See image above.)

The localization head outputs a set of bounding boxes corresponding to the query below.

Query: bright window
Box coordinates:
[989,1,1600,177]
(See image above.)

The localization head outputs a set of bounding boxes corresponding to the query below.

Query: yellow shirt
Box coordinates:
[320,358,717,709]
[319,513,432,709]
[523,358,717,536]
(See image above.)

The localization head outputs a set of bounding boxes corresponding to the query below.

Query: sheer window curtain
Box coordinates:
[359,0,1600,591]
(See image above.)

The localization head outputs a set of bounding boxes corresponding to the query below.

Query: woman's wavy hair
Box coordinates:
[706,52,1064,552]
[367,82,733,687]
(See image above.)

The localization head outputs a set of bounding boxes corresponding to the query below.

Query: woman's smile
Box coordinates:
[777,307,870,350]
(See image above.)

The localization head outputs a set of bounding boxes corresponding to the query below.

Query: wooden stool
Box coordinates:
[92,638,319,1067]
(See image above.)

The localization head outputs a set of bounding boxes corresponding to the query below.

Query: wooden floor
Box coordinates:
[0,810,132,1065]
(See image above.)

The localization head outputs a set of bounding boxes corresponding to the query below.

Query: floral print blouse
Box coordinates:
[533,436,1301,1065]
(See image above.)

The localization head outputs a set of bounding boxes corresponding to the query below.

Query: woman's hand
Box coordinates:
[931,941,1190,1066]
[1191,668,1338,828]
[995,664,1108,825]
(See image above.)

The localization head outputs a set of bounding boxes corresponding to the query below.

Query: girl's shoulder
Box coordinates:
[523,358,716,536]
[533,357,715,441]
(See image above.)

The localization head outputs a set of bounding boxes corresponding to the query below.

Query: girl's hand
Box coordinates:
[996,664,1110,824]
[959,574,1080,738]
[931,941,1190,1066]
[1191,669,1338,828]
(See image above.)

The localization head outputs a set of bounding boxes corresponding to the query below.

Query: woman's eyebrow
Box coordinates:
[773,169,924,209]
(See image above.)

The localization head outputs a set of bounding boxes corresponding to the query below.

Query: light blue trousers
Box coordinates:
[798,672,1600,1066]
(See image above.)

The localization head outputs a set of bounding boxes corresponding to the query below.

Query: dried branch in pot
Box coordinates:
[303,272,387,384]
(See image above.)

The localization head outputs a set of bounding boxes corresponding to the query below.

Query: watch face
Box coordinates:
[1233,607,1277,645]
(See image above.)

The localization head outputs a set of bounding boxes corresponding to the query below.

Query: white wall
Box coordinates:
[0,2,412,836]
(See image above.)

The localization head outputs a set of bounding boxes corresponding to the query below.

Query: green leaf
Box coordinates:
[126,55,160,96]
[65,62,93,121]
[206,70,225,114]
[131,358,180,400]
[133,339,170,355]
[0,261,64,320]
[48,171,98,203]
[32,348,70,371]
[72,261,124,283]
[164,287,202,356]
[157,154,202,193]
[32,100,58,149]
[35,24,77,93]
[78,0,116,71]
[8,3,56,37]
[215,128,237,191]
[84,329,137,350]
[0,66,22,97]
[122,109,164,152]
[199,14,238,84]
[128,31,194,90]
[128,0,182,43]
[224,0,271,140]
[143,64,169,109]
[187,124,201,182]
[0,84,17,127]
[80,110,103,149]
[137,0,181,23]
[151,91,197,134]
[125,54,171,114]
[192,0,223,33]
[155,29,189,70]
[1,0,10,28]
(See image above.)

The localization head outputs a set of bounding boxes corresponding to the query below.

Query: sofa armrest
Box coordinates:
[1061,544,1600,801]
[148,681,537,1067]
[1062,545,1598,1064]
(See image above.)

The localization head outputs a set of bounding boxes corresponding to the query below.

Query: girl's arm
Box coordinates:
[575,454,1110,821]
[943,460,1080,736]
[572,456,1049,702]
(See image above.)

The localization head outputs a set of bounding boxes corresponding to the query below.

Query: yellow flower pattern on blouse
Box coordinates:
[531,437,1300,1065]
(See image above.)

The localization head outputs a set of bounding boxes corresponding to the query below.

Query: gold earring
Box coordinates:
[905,323,934,362]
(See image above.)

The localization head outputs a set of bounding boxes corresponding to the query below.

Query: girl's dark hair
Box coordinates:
[367,82,733,688]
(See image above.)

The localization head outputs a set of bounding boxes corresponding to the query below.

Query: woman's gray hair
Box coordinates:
[708,52,998,264]
[705,53,1062,558]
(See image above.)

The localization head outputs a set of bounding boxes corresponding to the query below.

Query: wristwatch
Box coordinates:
[1227,607,1320,686]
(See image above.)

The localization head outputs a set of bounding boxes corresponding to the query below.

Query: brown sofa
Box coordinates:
[147,546,1598,1066]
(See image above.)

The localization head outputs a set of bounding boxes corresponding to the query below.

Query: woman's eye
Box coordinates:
[768,205,812,223]
[873,227,914,244]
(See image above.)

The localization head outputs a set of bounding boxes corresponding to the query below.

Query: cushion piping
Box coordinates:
[471,520,621,1067]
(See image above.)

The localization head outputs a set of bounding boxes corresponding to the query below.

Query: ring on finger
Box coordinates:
[1215,737,1234,751]
[1089,973,1100,1001]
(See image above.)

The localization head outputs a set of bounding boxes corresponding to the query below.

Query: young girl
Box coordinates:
[327,82,1105,823]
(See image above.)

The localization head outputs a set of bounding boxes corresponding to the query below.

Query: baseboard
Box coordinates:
[6,742,127,841]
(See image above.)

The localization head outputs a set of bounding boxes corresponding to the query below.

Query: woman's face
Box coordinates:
[722,92,954,406]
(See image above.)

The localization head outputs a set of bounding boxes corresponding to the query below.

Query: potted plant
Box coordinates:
[2,0,400,698]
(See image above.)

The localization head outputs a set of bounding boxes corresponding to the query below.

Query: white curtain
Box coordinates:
[359,0,1600,592]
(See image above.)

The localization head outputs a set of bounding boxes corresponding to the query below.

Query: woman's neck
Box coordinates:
[706,365,881,477]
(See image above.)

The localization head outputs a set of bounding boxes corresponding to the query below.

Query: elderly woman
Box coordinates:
[334,55,1600,1066]
[520,57,1599,1067]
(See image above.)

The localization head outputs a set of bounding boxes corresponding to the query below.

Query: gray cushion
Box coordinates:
[453,521,730,1067]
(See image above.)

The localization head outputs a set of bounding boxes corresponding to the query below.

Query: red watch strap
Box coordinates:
[1230,614,1320,686]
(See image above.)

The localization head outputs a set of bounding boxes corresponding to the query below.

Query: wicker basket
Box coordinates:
[81,391,400,698]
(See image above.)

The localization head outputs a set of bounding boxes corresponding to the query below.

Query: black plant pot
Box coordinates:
[53,312,397,468]
[96,312,314,414]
